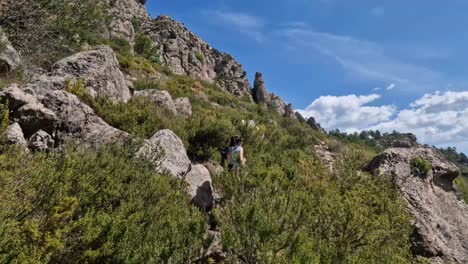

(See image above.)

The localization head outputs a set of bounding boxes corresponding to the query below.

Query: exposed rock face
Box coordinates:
[307,117,325,132]
[0,27,21,72]
[141,15,251,97]
[366,146,468,263]
[137,129,191,178]
[252,72,270,104]
[105,0,150,43]
[134,89,177,114]
[185,164,214,210]
[315,144,336,171]
[269,94,286,116]
[174,97,192,119]
[29,130,54,151]
[284,104,296,119]
[4,122,27,146]
[48,46,131,102]
[1,83,130,150]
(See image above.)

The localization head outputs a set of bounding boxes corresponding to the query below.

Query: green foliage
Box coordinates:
[195,51,205,63]
[411,157,432,175]
[134,34,154,57]
[0,101,9,136]
[0,0,110,67]
[65,78,88,98]
[455,176,468,203]
[0,144,207,263]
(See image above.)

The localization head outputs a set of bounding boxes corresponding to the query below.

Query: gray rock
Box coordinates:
[268,94,286,116]
[307,117,325,132]
[141,15,251,97]
[366,146,468,263]
[314,144,336,172]
[174,97,192,118]
[0,27,20,72]
[284,103,296,119]
[29,130,54,151]
[4,122,27,146]
[203,161,224,177]
[378,133,418,148]
[185,164,214,210]
[137,129,191,178]
[104,0,150,43]
[252,72,270,104]
[134,89,177,114]
[48,46,131,102]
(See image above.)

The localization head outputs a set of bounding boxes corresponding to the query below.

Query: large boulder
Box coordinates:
[47,46,131,102]
[174,97,192,119]
[141,15,251,97]
[366,146,468,263]
[29,130,54,151]
[284,103,296,119]
[104,0,150,43]
[4,122,27,146]
[252,72,270,104]
[268,94,286,116]
[134,89,177,114]
[185,164,214,210]
[0,27,20,72]
[137,129,191,178]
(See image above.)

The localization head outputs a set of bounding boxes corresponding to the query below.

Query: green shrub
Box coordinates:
[455,176,468,203]
[195,51,205,63]
[0,144,207,263]
[134,34,154,57]
[411,157,432,175]
[1,0,110,67]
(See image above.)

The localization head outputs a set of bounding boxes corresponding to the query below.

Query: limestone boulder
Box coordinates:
[134,89,177,114]
[0,27,20,72]
[137,129,191,178]
[174,97,192,118]
[29,130,54,151]
[185,164,214,210]
[4,122,27,146]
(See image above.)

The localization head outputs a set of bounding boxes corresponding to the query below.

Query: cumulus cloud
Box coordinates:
[297,94,396,131]
[386,83,396,90]
[299,91,468,152]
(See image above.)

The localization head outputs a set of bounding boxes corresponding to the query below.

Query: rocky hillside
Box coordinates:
[0,1,467,263]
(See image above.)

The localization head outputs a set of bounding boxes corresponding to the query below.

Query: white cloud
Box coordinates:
[386,83,396,90]
[201,10,266,42]
[277,26,447,92]
[373,87,381,91]
[299,91,468,152]
[297,94,396,131]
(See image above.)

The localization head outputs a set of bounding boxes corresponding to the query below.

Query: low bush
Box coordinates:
[411,157,432,175]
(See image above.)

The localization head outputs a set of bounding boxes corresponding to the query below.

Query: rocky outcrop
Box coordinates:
[284,104,296,119]
[47,46,131,102]
[185,164,214,210]
[315,144,336,172]
[366,146,468,263]
[0,27,20,72]
[134,89,177,114]
[141,15,251,97]
[307,117,325,132]
[104,0,150,43]
[252,72,270,104]
[269,94,286,116]
[137,129,191,178]
[174,97,192,119]
[4,122,27,146]
[1,83,130,150]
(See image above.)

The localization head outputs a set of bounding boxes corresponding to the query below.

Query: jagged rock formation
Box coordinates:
[0,27,20,72]
[105,0,150,43]
[47,46,132,102]
[252,72,270,104]
[141,15,251,97]
[367,146,468,263]
[307,117,325,132]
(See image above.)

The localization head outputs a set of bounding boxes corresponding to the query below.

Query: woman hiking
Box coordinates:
[227,136,246,174]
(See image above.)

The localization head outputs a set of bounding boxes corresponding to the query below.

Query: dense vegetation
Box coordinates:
[0,0,442,262]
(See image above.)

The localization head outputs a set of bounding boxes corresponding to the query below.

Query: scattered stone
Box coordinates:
[4,122,27,146]
[174,97,192,118]
[137,129,191,178]
[0,27,20,72]
[134,89,177,114]
[48,46,131,102]
[366,146,468,263]
[29,130,54,151]
[185,164,214,210]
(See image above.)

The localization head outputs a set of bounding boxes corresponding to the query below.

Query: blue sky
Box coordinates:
[147,0,468,153]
